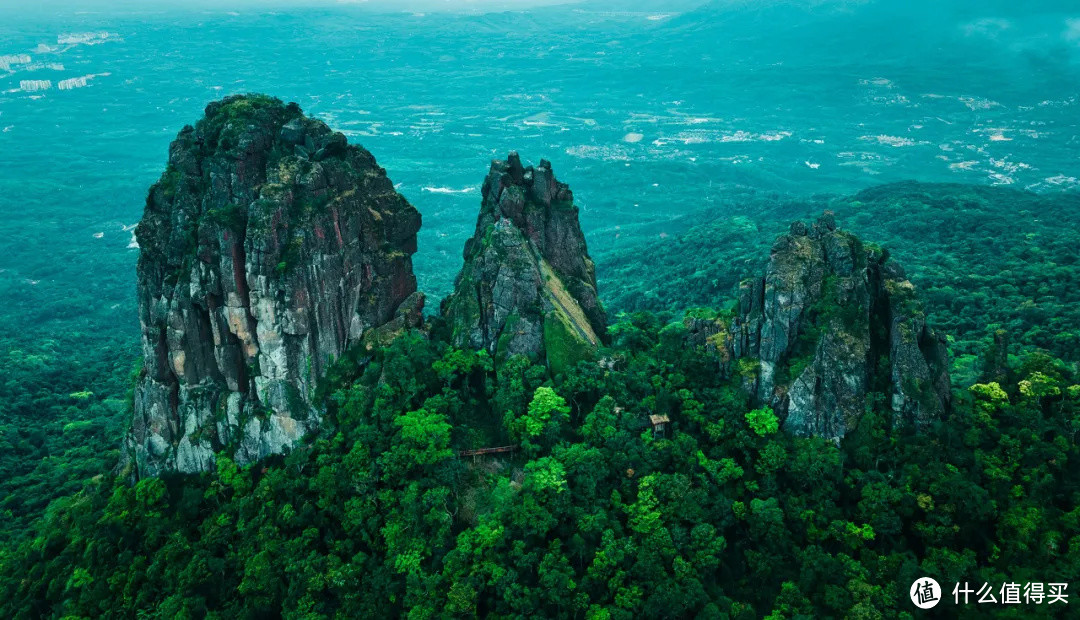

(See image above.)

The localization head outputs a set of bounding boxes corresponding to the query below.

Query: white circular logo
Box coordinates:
[910,577,942,609]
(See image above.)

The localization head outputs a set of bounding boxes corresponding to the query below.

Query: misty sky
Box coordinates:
[10,0,1078,16]
[11,0,600,12]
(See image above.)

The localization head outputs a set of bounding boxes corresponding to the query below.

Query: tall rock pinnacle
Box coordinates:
[127,94,423,477]
[729,213,950,439]
[441,153,607,374]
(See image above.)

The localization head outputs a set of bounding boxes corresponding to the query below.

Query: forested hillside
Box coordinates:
[2,316,1077,617]
[3,0,1080,614]
[0,332,135,542]
[2,175,1078,617]
[601,182,1080,385]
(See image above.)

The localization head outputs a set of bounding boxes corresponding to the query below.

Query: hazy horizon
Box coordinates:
[2,0,643,15]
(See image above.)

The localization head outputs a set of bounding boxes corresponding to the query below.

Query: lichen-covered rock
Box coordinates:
[729,213,950,440]
[127,94,422,477]
[441,153,606,374]
[682,310,734,375]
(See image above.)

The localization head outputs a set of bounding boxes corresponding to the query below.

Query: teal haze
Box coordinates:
[0,0,1077,352]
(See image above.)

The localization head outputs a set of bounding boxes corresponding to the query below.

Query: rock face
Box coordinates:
[728,213,950,440]
[127,95,422,477]
[979,328,1011,385]
[441,153,606,374]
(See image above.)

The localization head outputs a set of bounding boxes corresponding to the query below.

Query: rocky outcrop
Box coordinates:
[727,213,950,440]
[127,94,422,477]
[979,328,1011,385]
[440,153,606,374]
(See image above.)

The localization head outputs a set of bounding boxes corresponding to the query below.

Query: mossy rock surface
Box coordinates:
[543,310,594,377]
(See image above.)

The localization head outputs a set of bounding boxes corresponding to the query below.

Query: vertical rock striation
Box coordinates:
[441,153,606,374]
[127,94,422,477]
[728,213,950,440]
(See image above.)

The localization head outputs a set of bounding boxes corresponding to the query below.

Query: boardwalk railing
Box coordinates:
[459,445,517,457]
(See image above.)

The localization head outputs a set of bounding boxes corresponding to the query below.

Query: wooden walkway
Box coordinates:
[459,445,516,457]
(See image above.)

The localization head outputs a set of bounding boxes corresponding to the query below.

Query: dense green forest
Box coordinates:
[2,183,1080,617]
[3,315,1078,617]
[601,182,1080,385]
[0,331,135,542]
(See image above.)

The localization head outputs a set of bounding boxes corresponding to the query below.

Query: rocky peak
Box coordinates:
[728,212,950,440]
[127,94,422,477]
[440,152,607,374]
